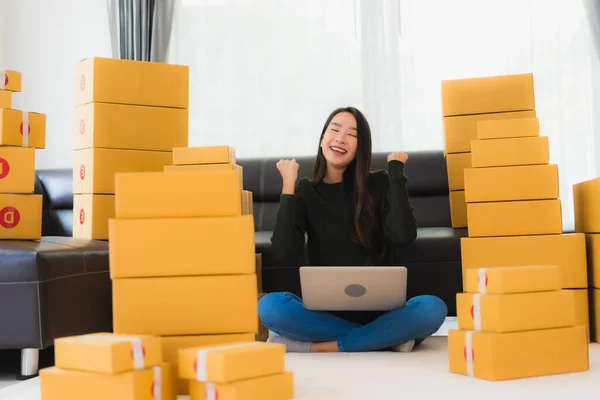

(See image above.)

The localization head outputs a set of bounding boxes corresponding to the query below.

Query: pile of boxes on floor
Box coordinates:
[40,332,293,399]
[0,69,46,240]
[441,73,591,380]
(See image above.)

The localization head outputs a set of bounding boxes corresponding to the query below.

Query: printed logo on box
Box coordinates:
[20,122,31,135]
[0,206,20,229]
[80,75,86,91]
[79,209,85,225]
[0,158,10,179]
[80,164,86,180]
[79,119,85,135]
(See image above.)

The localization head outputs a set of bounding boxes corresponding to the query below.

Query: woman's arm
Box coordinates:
[380,160,418,246]
[270,183,308,262]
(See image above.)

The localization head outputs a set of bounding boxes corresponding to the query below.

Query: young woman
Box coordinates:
[258,107,447,353]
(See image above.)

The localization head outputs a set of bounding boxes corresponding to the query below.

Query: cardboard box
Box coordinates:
[256,293,269,342]
[450,190,467,228]
[114,170,242,219]
[54,333,162,374]
[0,194,41,239]
[471,136,549,168]
[173,145,236,166]
[74,57,189,109]
[443,110,536,154]
[1,70,22,92]
[189,372,294,400]
[477,117,539,140]
[0,90,11,108]
[161,333,255,395]
[593,289,599,342]
[242,190,253,215]
[573,177,600,233]
[73,148,172,195]
[179,342,285,383]
[72,194,115,240]
[448,325,588,381]
[586,234,600,289]
[464,265,561,294]
[568,289,590,336]
[441,73,535,117]
[165,163,243,190]
[40,364,175,400]
[0,147,35,193]
[0,109,46,148]
[113,275,258,336]
[256,254,263,293]
[457,290,575,332]
[461,234,587,289]
[467,199,562,237]
[464,164,559,203]
[73,102,188,151]
[109,215,255,278]
[446,153,471,191]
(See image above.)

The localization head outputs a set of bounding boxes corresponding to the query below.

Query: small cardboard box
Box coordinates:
[256,254,263,293]
[441,73,535,117]
[73,148,172,195]
[471,136,549,168]
[586,234,600,289]
[172,145,236,166]
[457,290,575,332]
[256,293,269,342]
[450,190,467,228]
[109,215,255,279]
[161,333,255,395]
[461,233,587,289]
[0,194,41,239]
[242,190,253,215]
[477,117,540,140]
[179,342,285,383]
[467,199,562,237]
[0,147,35,193]
[444,110,536,154]
[73,102,188,151]
[446,153,471,191]
[573,177,600,233]
[448,325,589,381]
[113,275,258,336]
[464,164,559,203]
[72,194,115,240]
[54,333,162,374]
[0,109,46,148]
[464,265,561,294]
[165,163,243,190]
[189,372,294,400]
[74,57,189,109]
[0,90,11,108]
[1,70,22,92]
[40,364,175,400]
[114,170,242,219]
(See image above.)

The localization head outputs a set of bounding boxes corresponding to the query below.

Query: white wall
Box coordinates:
[2,0,111,169]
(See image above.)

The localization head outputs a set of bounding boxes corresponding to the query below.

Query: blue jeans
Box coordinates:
[258,292,448,352]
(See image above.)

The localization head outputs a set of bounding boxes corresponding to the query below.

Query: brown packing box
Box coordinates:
[0,90,11,108]
[477,117,540,140]
[464,265,561,294]
[593,289,600,342]
[573,177,600,233]
[1,70,22,92]
[461,233,587,289]
[464,164,559,203]
[443,110,536,154]
[164,163,244,190]
[441,73,535,117]
[73,194,115,240]
[446,153,471,191]
[467,199,562,237]
[0,109,46,148]
[189,372,294,400]
[257,293,269,342]
[567,289,591,341]
[73,57,189,108]
[471,136,549,168]
[173,145,236,166]
[0,194,42,239]
[586,234,600,289]
[0,147,35,193]
[73,102,188,151]
[450,190,467,228]
[242,190,253,215]
[256,253,263,293]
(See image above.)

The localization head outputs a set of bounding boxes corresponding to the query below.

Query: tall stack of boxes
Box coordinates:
[72,57,188,240]
[109,145,260,395]
[0,69,47,240]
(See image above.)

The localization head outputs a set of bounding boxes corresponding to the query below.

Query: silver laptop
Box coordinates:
[299,266,407,311]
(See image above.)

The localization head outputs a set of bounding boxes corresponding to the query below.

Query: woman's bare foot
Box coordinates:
[310,341,340,352]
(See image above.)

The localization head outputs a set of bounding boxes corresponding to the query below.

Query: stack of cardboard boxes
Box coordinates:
[0,69,47,240]
[109,145,261,395]
[71,57,188,240]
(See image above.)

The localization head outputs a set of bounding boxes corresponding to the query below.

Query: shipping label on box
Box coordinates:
[573,177,600,234]
[448,326,588,381]
[0,70,22,92]
[74,57,189,109]
[113,274,258,336]
[457,290,575,332]
[189,371,294,400]
[450,190,467,228]
[471,136,549,168]
[477,117,539,140]
[0,109,46,148]
[0,90,11,108]
[165,163,243,190]
[73,148,172,195]
[0,194,41,239]
[467,199,562,238]
[73,102,189,151]
[446,153,471,191]
[464,265,561,294]
[179,342,285,383]
[109,215,255,279]
[441,73,535,117]
[461,233,587,289]
[114,170,242,219]
[173,145,236,166]
[586,234,600,289]
[464,164,559,203]
[72,194,115,240]
[0,147,35,193]
[444,110,535,154]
